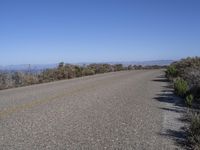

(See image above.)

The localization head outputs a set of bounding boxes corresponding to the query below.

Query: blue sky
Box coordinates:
[0,0,200,65]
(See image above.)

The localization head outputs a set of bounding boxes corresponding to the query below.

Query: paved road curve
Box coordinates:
[0,70,174,149]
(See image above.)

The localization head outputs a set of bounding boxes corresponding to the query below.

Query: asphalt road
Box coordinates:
[0,70,175,150]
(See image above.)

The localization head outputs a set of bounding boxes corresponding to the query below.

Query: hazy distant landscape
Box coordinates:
[0,60,173,71]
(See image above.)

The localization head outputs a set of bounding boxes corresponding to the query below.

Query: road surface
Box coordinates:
[0,70,179,149]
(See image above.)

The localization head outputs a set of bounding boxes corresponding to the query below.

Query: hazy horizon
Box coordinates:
[0,59,176,67]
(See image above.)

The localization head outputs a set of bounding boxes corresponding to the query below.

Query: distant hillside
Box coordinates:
[0,60,174,72]
[76,60,174,66]
[91,60,174,66]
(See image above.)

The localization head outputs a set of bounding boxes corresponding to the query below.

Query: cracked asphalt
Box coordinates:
[0,70,175,150]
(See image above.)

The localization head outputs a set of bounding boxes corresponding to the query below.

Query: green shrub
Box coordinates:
[174,78,189,97]
[185,94,194,107]
[81,68,95,76]
[166,65,178,78]
[188,113,200,150]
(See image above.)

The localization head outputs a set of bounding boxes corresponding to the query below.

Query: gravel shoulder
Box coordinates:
[0,70,183,149]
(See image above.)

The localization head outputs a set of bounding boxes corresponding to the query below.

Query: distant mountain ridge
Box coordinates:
[0,60,174,71]
[76,60,174,66]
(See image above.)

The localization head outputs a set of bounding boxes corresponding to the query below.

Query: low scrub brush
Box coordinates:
[174,78,189,97]
[185,94,194,107]
[187,113,200,150]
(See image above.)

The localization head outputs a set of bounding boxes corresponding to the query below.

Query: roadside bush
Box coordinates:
[190,86,200,102]
[174,78,189,97]
[166,57,200,149]
[182,67,200,86]
[188,113,200,150]
[166,65,178,78]
[172,57,200,79]
[81,68,95,76]
[114,64,124,71]
[185,94,194,107]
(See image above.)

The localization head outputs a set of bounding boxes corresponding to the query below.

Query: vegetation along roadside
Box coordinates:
[0,63,165,90]
[166,57,200,150]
